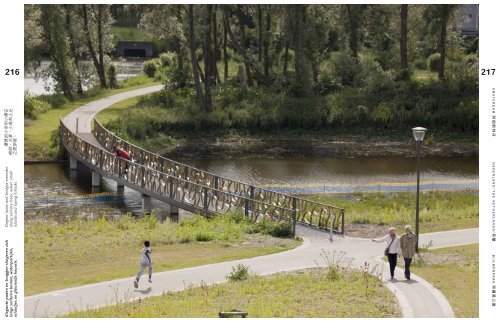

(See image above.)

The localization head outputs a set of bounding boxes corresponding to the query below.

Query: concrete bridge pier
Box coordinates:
[69,154,78,170]
[91,170,101,187]
[142,194,152,214]
[166,203,179,216]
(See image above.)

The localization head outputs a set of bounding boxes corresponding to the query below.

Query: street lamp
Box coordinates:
[412,127,427,252]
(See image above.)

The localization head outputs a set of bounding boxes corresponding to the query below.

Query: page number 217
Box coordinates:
[481,68,495,76]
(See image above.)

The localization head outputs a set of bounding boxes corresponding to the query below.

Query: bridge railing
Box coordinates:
[62,119,296,226]
[93,119,345,233]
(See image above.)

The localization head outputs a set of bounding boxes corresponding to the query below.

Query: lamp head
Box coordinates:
[412,127,427,141]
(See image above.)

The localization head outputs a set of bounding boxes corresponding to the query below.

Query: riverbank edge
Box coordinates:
[151,135,478,160]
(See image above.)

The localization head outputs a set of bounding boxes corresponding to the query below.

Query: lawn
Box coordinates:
[310,190,478,234]
[411,244,479,318]
[64,268,401,318]
[95,96,141,124]
[24,77,160,160]
[24,213,300,295]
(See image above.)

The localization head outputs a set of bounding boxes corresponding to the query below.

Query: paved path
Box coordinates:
[25,227,478,318]
[36,86,478,318]
[62,85,163,134]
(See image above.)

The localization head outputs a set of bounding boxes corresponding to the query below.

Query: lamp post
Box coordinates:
[412,127,427,252]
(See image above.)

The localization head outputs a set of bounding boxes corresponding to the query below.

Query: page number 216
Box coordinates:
[481,68,495,76]
[5,68,20,76]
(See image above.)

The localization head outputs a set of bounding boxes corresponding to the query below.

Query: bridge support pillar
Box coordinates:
[69,154,78,170]
[142,194,152,215]
[91,170,101,187]
[166,203,179,216]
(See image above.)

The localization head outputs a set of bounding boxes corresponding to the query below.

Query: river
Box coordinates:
[25,156,478,222]
[24,60,144,95]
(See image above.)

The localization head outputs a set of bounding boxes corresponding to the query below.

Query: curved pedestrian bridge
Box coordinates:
[60,118,345,234]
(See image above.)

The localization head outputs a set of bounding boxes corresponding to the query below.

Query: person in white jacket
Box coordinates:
[134,240,153,288]
[372,227,401,279]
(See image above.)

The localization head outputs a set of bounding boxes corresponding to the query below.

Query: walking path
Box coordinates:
[62,85,163,134]
[25,227,478,318]
[29,86,478,318]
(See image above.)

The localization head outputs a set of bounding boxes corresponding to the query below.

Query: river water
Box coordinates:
[24,60,144,95]
[25,156,478,222]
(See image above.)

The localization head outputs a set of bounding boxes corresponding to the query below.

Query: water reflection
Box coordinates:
[25,156,478,222]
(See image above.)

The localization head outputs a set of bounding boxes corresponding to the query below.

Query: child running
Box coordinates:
[134,240,153,288]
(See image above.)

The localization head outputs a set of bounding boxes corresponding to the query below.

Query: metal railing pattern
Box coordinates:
[62,120,295,226]
[92,119,345,233]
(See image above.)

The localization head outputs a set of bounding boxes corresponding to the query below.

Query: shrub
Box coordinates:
[226,264,250,282]
[24,92,52,119]
[37,93,69,109]
[414,57,427,70]
[195,232,214,242]
[107,64,118,89]
[427,53,441,72]
[330,52,360,86]
[269,222,293,238]
[143,59,160,78]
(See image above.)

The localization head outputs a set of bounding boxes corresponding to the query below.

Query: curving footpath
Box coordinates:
[25,86,479,318]
[25,227,478,318]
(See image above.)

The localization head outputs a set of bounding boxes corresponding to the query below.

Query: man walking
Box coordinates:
[400,225,417,280]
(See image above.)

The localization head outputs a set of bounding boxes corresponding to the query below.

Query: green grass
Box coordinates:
[24,213,300,295]
[411,244,478,317]
[310,190,478,233]
[413,69,439,81]
[24,77,160,160]
[110,26,157,44]
[64,268,401,318]
[96,96,141,124]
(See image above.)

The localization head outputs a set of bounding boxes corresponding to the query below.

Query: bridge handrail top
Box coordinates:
[62,119,302,213]
[93,118,345,212]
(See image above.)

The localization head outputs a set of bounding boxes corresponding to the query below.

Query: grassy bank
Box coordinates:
[24,76,160,160]
[25,213,299,295]
[65,268,400,318]
[310,191,478,236]
[412,244,479,317]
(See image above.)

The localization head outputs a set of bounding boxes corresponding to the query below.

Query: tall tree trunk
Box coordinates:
[223,16,228,82]
[258,5,263,63]
[263,5,271,79]
[81,4,106,88]
[213,5,220,84]
[235,6,253,86]
[202,4,213,111]
[283,41,289,75]
[96,5,107,88]
[346,5,358,58]
[438,11,446,80]
[175,5,186,87]
[224,6,271,86]
[64,5,83,95]
[400,4,409,73]
[188,4,207,112]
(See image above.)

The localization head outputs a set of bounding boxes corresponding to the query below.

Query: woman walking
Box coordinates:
[400,225,417,280]
[372,227,401,279]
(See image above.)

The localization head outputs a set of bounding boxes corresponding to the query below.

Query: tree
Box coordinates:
[285,5,313,95]
[80,4,113,88]
[39,5,77,98]
[24,5,44,73]
[343,4,366,59]
[188,4,208,112]
[63,4,84,94]
[424,4,459,80]
[400,4,409,73]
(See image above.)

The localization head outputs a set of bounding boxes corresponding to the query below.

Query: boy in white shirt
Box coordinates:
[134,240,153,288]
